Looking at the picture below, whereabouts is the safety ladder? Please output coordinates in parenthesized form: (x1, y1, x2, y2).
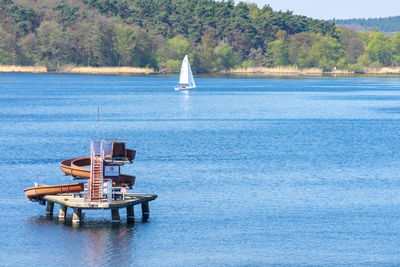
(89, 156, 103, 202)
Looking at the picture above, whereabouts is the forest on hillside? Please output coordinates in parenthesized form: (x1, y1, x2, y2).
(332, 16, 400, 33)
(1, 0, 400, 73)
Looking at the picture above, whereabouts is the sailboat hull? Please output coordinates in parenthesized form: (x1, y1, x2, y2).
(175, 86, 195, 91)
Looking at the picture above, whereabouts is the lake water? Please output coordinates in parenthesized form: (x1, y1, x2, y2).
(1, 73, 400, 266)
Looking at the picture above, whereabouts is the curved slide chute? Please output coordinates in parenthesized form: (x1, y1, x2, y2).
(24, 183, 85, 201)
(24, 148, 136, 200)
(60, 156, 136, 186)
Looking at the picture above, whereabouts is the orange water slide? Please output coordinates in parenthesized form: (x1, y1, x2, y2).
(24, 149, 136, 200)
(60, 157, 92, 178)
(24, 183, 85, 201)
(59, 152, 136, 187)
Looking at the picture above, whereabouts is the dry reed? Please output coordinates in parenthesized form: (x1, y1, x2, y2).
(364, 67, 400, 74)
(2, 65, 400, 76)
(62, 66, 155, 74)
(228, 66, 324, 75)
(0, 65, 47, 73)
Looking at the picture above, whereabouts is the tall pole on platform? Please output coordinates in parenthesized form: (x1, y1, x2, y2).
(97, 106, 100, 139)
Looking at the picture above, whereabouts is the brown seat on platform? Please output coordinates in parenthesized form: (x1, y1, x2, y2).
(126, 149, 136, 161)
(111, 142, 126, 159)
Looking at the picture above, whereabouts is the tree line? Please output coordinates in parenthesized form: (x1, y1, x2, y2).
(0, 0, 400, 73)
(332, 16, 400, 33)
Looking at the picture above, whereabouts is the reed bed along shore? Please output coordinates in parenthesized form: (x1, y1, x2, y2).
(0, 65, 154, 74)
(364, 67, 400, 74)
(228, 66, 322, 75)
(1, 65, 400, 76)
(0, 65, 47, 73)
(227, 66, 353, 75)
(228, 66, 400, 76)
(60, 66, 155, 74)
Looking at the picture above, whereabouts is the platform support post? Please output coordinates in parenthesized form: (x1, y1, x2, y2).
(141, 201, 149, 220)
(72, 208, 82, 224)
(111, 209, 120, 223)
(126, 205, 134, 222)
(46, 201, 54, 215)
(58, 205, 67, 220)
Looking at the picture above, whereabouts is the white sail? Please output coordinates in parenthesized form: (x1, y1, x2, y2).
(176, 55, 195, 90)
(179, 55, 189, 84)
(187, 57, 195, 87)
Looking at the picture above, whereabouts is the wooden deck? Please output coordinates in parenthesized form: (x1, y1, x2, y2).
(42, 193, 157, 223)
(43, 193, 157, 209)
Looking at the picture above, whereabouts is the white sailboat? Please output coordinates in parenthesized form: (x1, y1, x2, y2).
(175, 55, 196, 91)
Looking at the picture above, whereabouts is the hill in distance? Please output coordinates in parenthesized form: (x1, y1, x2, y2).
(331, 16, 400, 33)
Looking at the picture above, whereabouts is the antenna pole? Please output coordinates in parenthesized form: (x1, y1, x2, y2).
(97, 106, 100, 139)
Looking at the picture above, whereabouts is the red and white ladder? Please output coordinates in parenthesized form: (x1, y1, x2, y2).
(89, 155, 103, 202)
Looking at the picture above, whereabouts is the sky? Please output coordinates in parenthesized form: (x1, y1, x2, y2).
(249, 0, 400, 20)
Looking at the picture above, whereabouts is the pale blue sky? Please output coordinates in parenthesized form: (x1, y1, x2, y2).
(248, 0, 400, 19)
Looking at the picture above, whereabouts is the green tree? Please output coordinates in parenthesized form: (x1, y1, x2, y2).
(65, 20, 103, 66)
(269, 30, 289, 66)
(96, 16, 119, 66)
(17, 32, 38, 65)
(0, 0, 39, 37)
(346, 38, 365, 64)
(288, 32, 316, 68)
(165, 59, 181, 72)
(197, 43, 216, 72)
(392, 33, 400, 65)
(357, 53, 371, 67)
(131, 27, 161, 69)
(366, 32, 393, 66)
(310, 35, 343, 71)
(53, 0, 79, 28)
(269, 40, 289, 66)
(214, 43, 233, 69)
(36, 21, 67, 70)
(115, 24, 136, 66)
(0, 25, 16, 64)
(165, 37, 190, 60)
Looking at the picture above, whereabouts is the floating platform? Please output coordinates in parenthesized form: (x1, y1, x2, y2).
(25, 139, 157, 224)
(42, 193, 157, 223)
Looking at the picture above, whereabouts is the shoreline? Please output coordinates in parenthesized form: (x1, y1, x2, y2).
(61, 66, 155, 75)
(1, 65, 400, 77)
(0, 65, 156, 75)
(0, 65, 48, 73)
(225, 66, 400, 76)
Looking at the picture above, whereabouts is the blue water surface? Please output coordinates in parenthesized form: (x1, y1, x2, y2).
(1, 73, 400, 266)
